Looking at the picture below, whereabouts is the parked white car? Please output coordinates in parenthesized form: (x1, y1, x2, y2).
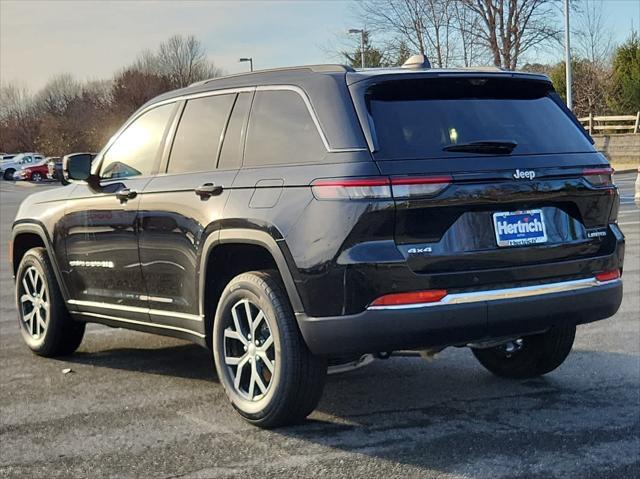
(0, 153, 44, 180)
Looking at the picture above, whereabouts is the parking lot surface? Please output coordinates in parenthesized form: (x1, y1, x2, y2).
(0, 175, 638, 479)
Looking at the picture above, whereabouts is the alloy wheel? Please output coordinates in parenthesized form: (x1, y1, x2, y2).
(223, 299, 275, 401)
(32, 173, 42, 182)
(19, 266, 49, 338)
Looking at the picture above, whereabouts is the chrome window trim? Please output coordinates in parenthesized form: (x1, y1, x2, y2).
(254, 85, 366, 153)
(71, 311, 205, 338)
(367, 277, 620, 310)
(67, 299, 203, 321)
(92, 101, 180, 177)
(93, 84, 366, 173)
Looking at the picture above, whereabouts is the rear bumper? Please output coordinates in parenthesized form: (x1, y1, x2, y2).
(297, 277, 623, 356)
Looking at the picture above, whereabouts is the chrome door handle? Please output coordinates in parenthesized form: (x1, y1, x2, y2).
(116, 188, 137, 202)
(195, 183, 223, 198)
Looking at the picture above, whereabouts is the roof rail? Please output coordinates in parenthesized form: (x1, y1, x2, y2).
(189, 64, 355, 87)
(459, 66, 506, 72)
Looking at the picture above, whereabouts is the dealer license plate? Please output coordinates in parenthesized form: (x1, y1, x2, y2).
(493, 209, 548, 247)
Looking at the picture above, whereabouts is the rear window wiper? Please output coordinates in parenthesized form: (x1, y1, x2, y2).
(443, 140, 517, 154)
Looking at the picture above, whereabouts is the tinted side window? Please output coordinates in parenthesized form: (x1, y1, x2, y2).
(218, 92, 252, 170)
(168, 94, 235, 174)
(244, 90, 325, 167)
(101, 103, 175, 179)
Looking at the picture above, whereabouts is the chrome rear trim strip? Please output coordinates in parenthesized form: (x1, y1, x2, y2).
(67, 299, 203, 321)
(71, 311, 206, 338)
(367, 277, 619, 311)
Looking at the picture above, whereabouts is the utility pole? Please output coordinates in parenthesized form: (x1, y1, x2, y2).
(564, 0, 573, 110)
(360, 30, 365, 69)
(239, 57, 253, 72)
(348, 29, 366, 69)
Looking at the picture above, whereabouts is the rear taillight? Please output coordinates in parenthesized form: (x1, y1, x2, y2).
(390, 175, 452, 199)
(370, 289, 448, 307)
(311, 177, 391, 200)
(595, 270, 620, 282)
(311, 176, 452, 200)
(583, 167, 614, 187)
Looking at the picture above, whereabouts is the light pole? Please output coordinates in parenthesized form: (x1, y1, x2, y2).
(239, 57, 253, 72)
(564, 0, 573, 110)
(348, 28, 365, 69)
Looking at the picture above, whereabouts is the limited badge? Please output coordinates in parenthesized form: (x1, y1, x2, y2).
(586, 228, 608, 239)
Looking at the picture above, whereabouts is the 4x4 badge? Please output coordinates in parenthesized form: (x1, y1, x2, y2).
(513, 169, 535, 180)
(407, 246, 433, 254)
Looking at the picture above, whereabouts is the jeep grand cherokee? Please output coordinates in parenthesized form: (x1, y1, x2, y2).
(11, 64, 624, 428)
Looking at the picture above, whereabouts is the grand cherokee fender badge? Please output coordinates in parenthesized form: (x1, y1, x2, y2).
(513, 169, 535, 180)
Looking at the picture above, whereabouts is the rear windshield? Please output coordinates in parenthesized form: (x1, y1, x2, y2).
(365, 77, 593, 160)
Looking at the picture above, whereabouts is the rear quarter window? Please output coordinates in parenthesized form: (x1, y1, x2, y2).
(366, 77, 594, 160)
(244, 90, 326, 167)
(218, 92, 252, 170)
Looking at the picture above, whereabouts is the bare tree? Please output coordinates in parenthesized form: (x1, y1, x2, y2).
(0, 84, 40, 152)
(83, 79, 114, 110)
(341, 31, 397, 67)
(132, 48, 163, 76)
(451, 0, 486, 66)
(33, 74, 82, 116)
(358, 0, 459, 68)
(157, 35, 223, 88)
(575, 0, 613, 63)
(111, 68, 172, 113)
(549, 58, 610, 116)
(459, 0, 561, 69)
(0, 83, 32, 122)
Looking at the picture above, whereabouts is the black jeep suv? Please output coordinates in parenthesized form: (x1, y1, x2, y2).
(11, 64, 624, 428)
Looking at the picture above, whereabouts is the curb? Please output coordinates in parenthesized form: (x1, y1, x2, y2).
(11, 180, 58, 188)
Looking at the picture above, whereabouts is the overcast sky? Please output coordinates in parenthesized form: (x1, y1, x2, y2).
(1, 0, 638, 92)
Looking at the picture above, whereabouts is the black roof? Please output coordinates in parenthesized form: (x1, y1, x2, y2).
(141, 64, 552, 151)
(147, 64, 366, 150)
(151, 64, 354, 104)
(149, 64, 550, 104)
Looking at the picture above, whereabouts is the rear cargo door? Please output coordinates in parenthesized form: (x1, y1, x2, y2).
(356, 76, 618, 278)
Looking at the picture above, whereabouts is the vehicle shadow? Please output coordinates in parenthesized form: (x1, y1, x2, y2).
(57, 336, 639, 475)
(67, 341, 218, 382)
(275, 348, 640, 477)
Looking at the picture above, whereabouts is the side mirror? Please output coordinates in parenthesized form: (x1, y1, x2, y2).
(63, 154, 93, 182)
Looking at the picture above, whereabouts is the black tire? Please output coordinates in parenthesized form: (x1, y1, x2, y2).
(212, 270, 327, 428)
(4, 168, 15, 180)
(471, 325, 576, 379)
(31, 172, 43, 182)
(15, 247, 85, 357)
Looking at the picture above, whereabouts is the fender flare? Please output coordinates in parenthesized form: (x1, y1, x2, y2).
(198, 228, 304, 317)
(11, 220, 71, 302)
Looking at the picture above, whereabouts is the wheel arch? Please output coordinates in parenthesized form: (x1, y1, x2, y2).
(11, 222, 70, 301)
(198, 228, 304, 348)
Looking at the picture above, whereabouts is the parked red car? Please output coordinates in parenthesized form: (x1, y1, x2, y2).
(13, 161, 50, 182)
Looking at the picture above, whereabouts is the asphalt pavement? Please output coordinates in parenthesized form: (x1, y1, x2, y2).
(0, 175, 638, 479)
